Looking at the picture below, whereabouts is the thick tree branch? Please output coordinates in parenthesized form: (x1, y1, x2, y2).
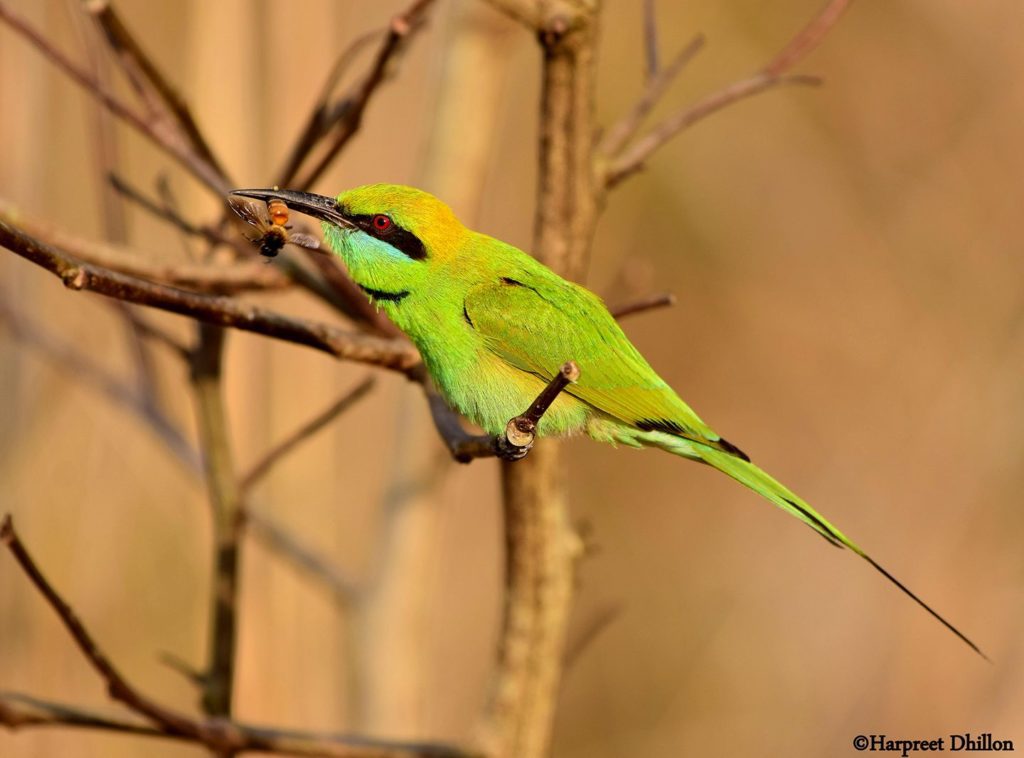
(481, 5, 600, 758)
(0, 218, 421, 374)
(189, 325, 242, 719)
(0, 515, 474, 757)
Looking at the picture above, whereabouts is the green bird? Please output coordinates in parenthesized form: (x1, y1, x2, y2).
(231, 184, 983, 658)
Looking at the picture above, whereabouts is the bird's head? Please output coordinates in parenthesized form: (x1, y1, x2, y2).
(229, 184, 468, 304)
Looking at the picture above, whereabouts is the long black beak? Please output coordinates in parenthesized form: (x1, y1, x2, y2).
(230, 188, 355, 228)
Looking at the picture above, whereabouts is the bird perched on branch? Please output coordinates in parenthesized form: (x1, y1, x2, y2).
(230, 184, 983, 658)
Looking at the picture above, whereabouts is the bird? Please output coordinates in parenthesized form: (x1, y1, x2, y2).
(230, 183, 984, 658)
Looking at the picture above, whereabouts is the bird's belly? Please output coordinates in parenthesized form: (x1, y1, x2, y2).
(425, 349, 589, 437)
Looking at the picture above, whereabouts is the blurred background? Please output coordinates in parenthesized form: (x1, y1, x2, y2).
(1, 1, 1022, 756)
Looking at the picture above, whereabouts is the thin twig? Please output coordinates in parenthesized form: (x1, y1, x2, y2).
(0, 1, 228, 194)
(608, 291, 676, 319)
(642, 0, 659, 82)
(0, 692, 471, 757)
(0, 298, 199, 471)
(120, 310, 190, 358)
(155, 173, 197, 260)
(427, 362, 579, 464)
(240, 376, 376, 495)
(0, 218, 422, 374)
(763, 0, 855, 76)
(108, 174, 243, 254)
(247, 511, 361, 606)
(603, 0, 854, 188)
(85, 0, 230, 182)
(598, 33, 705, 160)
(604, 72, 820, 188)
(274, 27, 384, 187)
(562, 602, 623, 671)
(0, 515, 472, 756)
(300, 250, 401, 336)
(511, 361, 580, 439)
(293, 0, 439, 189)
(0, 693, 160, 737)
(0, 515, 202, 736)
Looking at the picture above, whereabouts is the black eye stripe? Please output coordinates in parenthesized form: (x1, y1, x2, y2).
(348, 214, 427, 260)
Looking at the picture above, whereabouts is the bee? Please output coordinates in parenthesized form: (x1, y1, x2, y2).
(228, 195, 320, 259)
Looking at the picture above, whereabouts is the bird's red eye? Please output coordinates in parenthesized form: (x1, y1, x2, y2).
(372, 214, 392, 232)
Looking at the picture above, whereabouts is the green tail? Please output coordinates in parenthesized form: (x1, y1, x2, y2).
(657, 435, 986, 659)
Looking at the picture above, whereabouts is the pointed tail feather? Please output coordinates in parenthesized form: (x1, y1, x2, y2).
(655, 435, 986, 659)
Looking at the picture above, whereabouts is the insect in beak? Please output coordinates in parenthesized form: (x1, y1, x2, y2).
(230, 189, 356, 230)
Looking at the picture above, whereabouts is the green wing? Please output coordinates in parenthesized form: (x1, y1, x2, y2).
(463, 277, 746, 458)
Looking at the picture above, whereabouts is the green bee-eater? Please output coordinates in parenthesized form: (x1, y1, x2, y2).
(232, 184, 982, 657)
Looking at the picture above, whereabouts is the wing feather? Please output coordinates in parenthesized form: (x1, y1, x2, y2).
(463, 277, 744, 457)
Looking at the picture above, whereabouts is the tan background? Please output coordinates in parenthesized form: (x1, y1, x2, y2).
(1, 1, 1022, 756)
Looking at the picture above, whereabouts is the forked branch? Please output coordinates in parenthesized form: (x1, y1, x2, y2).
(0, 515, 475, 758)
(601, 0, 854, 188)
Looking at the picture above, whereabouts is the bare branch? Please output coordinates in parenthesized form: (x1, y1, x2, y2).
(513, 361, 580, 439)
(247, 511, 361, 606)
(240, 376, 377, 495)
(300, 250, 402, 336)
(274, 27, 384, 187)
(642, 0, 659, 82)
(293, 0, 439, 189)
(189, 325, 242, 718)
(763, 0, 855, 77)
(0, 2, 228, 194)
(154, 174, 198, 260)
(0, 514, 202, 736)
(116, 310, 190, 358)
(428, 362, 579, 464)
(0, 198, 283, 294)
(604, 72, 820, 188)
(108, 174, 244, 254)
(0, 298, 199, 471)
(1, 693, 160, 737)
(562, 602, 623, 671)
(0, 218, 421, 374)
(0, 515, 474, 757)
(608, 291, 676, 320)
(84, 0, 230, 183)
(598, 33, 705, 160)
(480, 7, 600, 757)
(603, 0, 853, 188)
